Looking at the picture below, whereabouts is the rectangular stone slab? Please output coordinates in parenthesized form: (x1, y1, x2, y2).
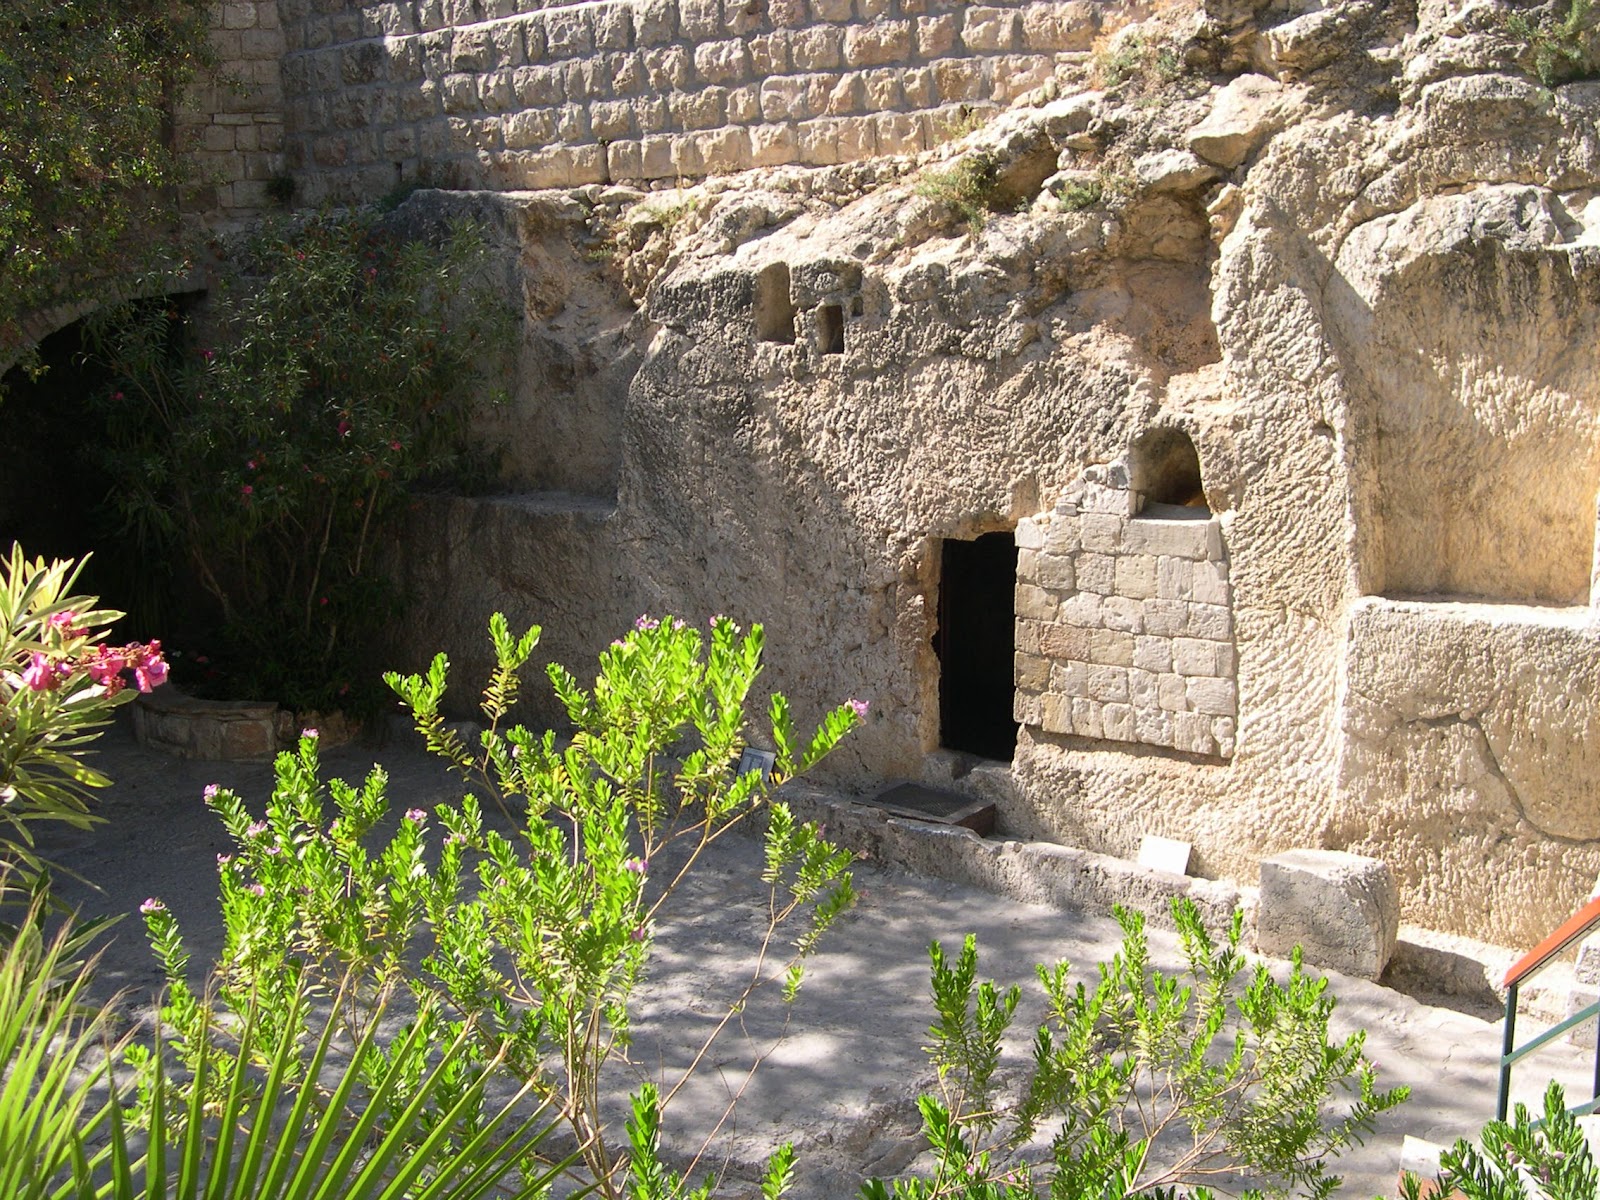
(863, 782, 996, 836)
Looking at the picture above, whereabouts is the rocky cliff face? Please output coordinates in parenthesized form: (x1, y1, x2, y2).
(392, 0, 1600, 947)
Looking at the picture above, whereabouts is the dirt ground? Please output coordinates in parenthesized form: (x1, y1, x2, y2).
(29, 715, 1598, 1200)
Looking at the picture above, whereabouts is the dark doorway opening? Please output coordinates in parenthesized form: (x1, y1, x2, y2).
(937, 531, 1018, 761)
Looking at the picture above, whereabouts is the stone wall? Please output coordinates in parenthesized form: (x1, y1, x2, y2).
(177, 1, 289, 223)
(277, 0, 1110, 203)
(1013, 482, 1237, 759)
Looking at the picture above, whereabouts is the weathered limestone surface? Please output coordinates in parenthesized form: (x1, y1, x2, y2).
(1258, 849, 1399, 980)
(153, 0, 1600, 948)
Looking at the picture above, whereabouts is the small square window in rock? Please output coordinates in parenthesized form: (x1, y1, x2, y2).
(754, 263, 796, 344)
(818, 303, 845, 355)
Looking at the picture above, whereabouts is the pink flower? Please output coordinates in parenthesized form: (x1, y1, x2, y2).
(246, 459, 258, 470)
(634, 614, 658, 631)
(47, 612, 84, 637)
(139, 898, 166, 915)
(389, 440, 402, 451)
(846, 698, 869, 720)
(629, 925, 648, 942)
(337, 419, 351, 437)
(301, 727, 318, 739)
(404, 808, 426, 823)
(216, 854, 231, 866)
(245, 882, 266, 897)
(133, 655, 168, 692)
(199, 348, 214, 362)
(240, 484, 253, 495)
(21, 652, 59, 691)
(203, 784, 220, 800)
(623, 857, 648, 874)
(246, 821, 269, 837)
(87, 652, 126, 686)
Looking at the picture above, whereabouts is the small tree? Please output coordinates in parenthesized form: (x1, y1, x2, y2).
(90, 207, 513, 713)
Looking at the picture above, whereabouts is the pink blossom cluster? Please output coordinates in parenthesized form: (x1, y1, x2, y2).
(19, 639, 169, 695)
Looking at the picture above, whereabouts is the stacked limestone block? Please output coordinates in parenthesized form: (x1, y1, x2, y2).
(1014, 477, 1238, 759)
(176, 1, 288, 220)
(278, 0, 1113, 202)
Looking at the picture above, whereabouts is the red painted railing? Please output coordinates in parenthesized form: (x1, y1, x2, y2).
(1497, 895, 1600, 1121)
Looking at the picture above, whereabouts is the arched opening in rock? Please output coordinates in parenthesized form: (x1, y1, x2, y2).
(818, 303, 845, 355)
(754, 263, 795, 344)
(0, 301, 196, 636)
(936, 530, 1018, 761)
(1129, 427, 1208, 512)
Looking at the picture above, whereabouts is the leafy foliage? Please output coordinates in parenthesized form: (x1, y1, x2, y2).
(864, 899, 1409, 1200)
(915, 154, 1007, 235)
(1506, 0, 1599, 85)
(0, 0, 211, 369)
(143, 613, 862, 1199)
(0, 545, 164, 888)
(3, 905, 569, 1200)
(88, 208, 513, 714)
(1401, 1081, 1599, 1200)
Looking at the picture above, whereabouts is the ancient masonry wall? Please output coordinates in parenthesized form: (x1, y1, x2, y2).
(1014, 478, 1238, 759)
(178, 1, 289, 223)
(276, 0, 1109, 203)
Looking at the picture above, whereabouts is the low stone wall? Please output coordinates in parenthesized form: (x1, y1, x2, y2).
(132, 689, 294, 761)
(278, 0, 1115, 202)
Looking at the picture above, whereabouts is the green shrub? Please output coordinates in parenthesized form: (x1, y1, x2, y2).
(916, 154, 1006, 235)
(1402, 1080, 1598, 1200)
(141, 613, 861, 1199)
(864, 899, 1409, 1200)
(88, 207, 513, 715)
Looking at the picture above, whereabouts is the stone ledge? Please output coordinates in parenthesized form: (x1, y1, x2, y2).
(780, 781, 1254, 938)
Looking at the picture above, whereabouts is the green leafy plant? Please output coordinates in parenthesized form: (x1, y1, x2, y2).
(3, 922, 571, 1200)
(87, 207, 513, 715)
(1058, 178, 1105, 213)
(916, 154, 1006, 235)
(142, 613, 862, 1199)
(0, 891, 113, 1199)
(1, 544, 165, 888)
(0, 0, 212, 372)
(1506, 0, 1599, 85)
(1094, 30, 1187, 90)
(1401, 1080, 1598, 1200)
(864, 898, 1409, 1200)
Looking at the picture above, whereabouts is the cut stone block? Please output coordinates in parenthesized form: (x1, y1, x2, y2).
(1257, 850, 1399, 980)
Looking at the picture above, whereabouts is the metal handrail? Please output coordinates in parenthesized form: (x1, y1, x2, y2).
(1497, 895, 1600, 1120)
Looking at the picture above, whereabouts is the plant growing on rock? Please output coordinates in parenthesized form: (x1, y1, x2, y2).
(916, 153, 1007, 235)
(863, 898, 1408, 1200)
(1506, 0, 1599, 85)
(88, 206, 512, 716)
(141, 612, 860, 1199)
